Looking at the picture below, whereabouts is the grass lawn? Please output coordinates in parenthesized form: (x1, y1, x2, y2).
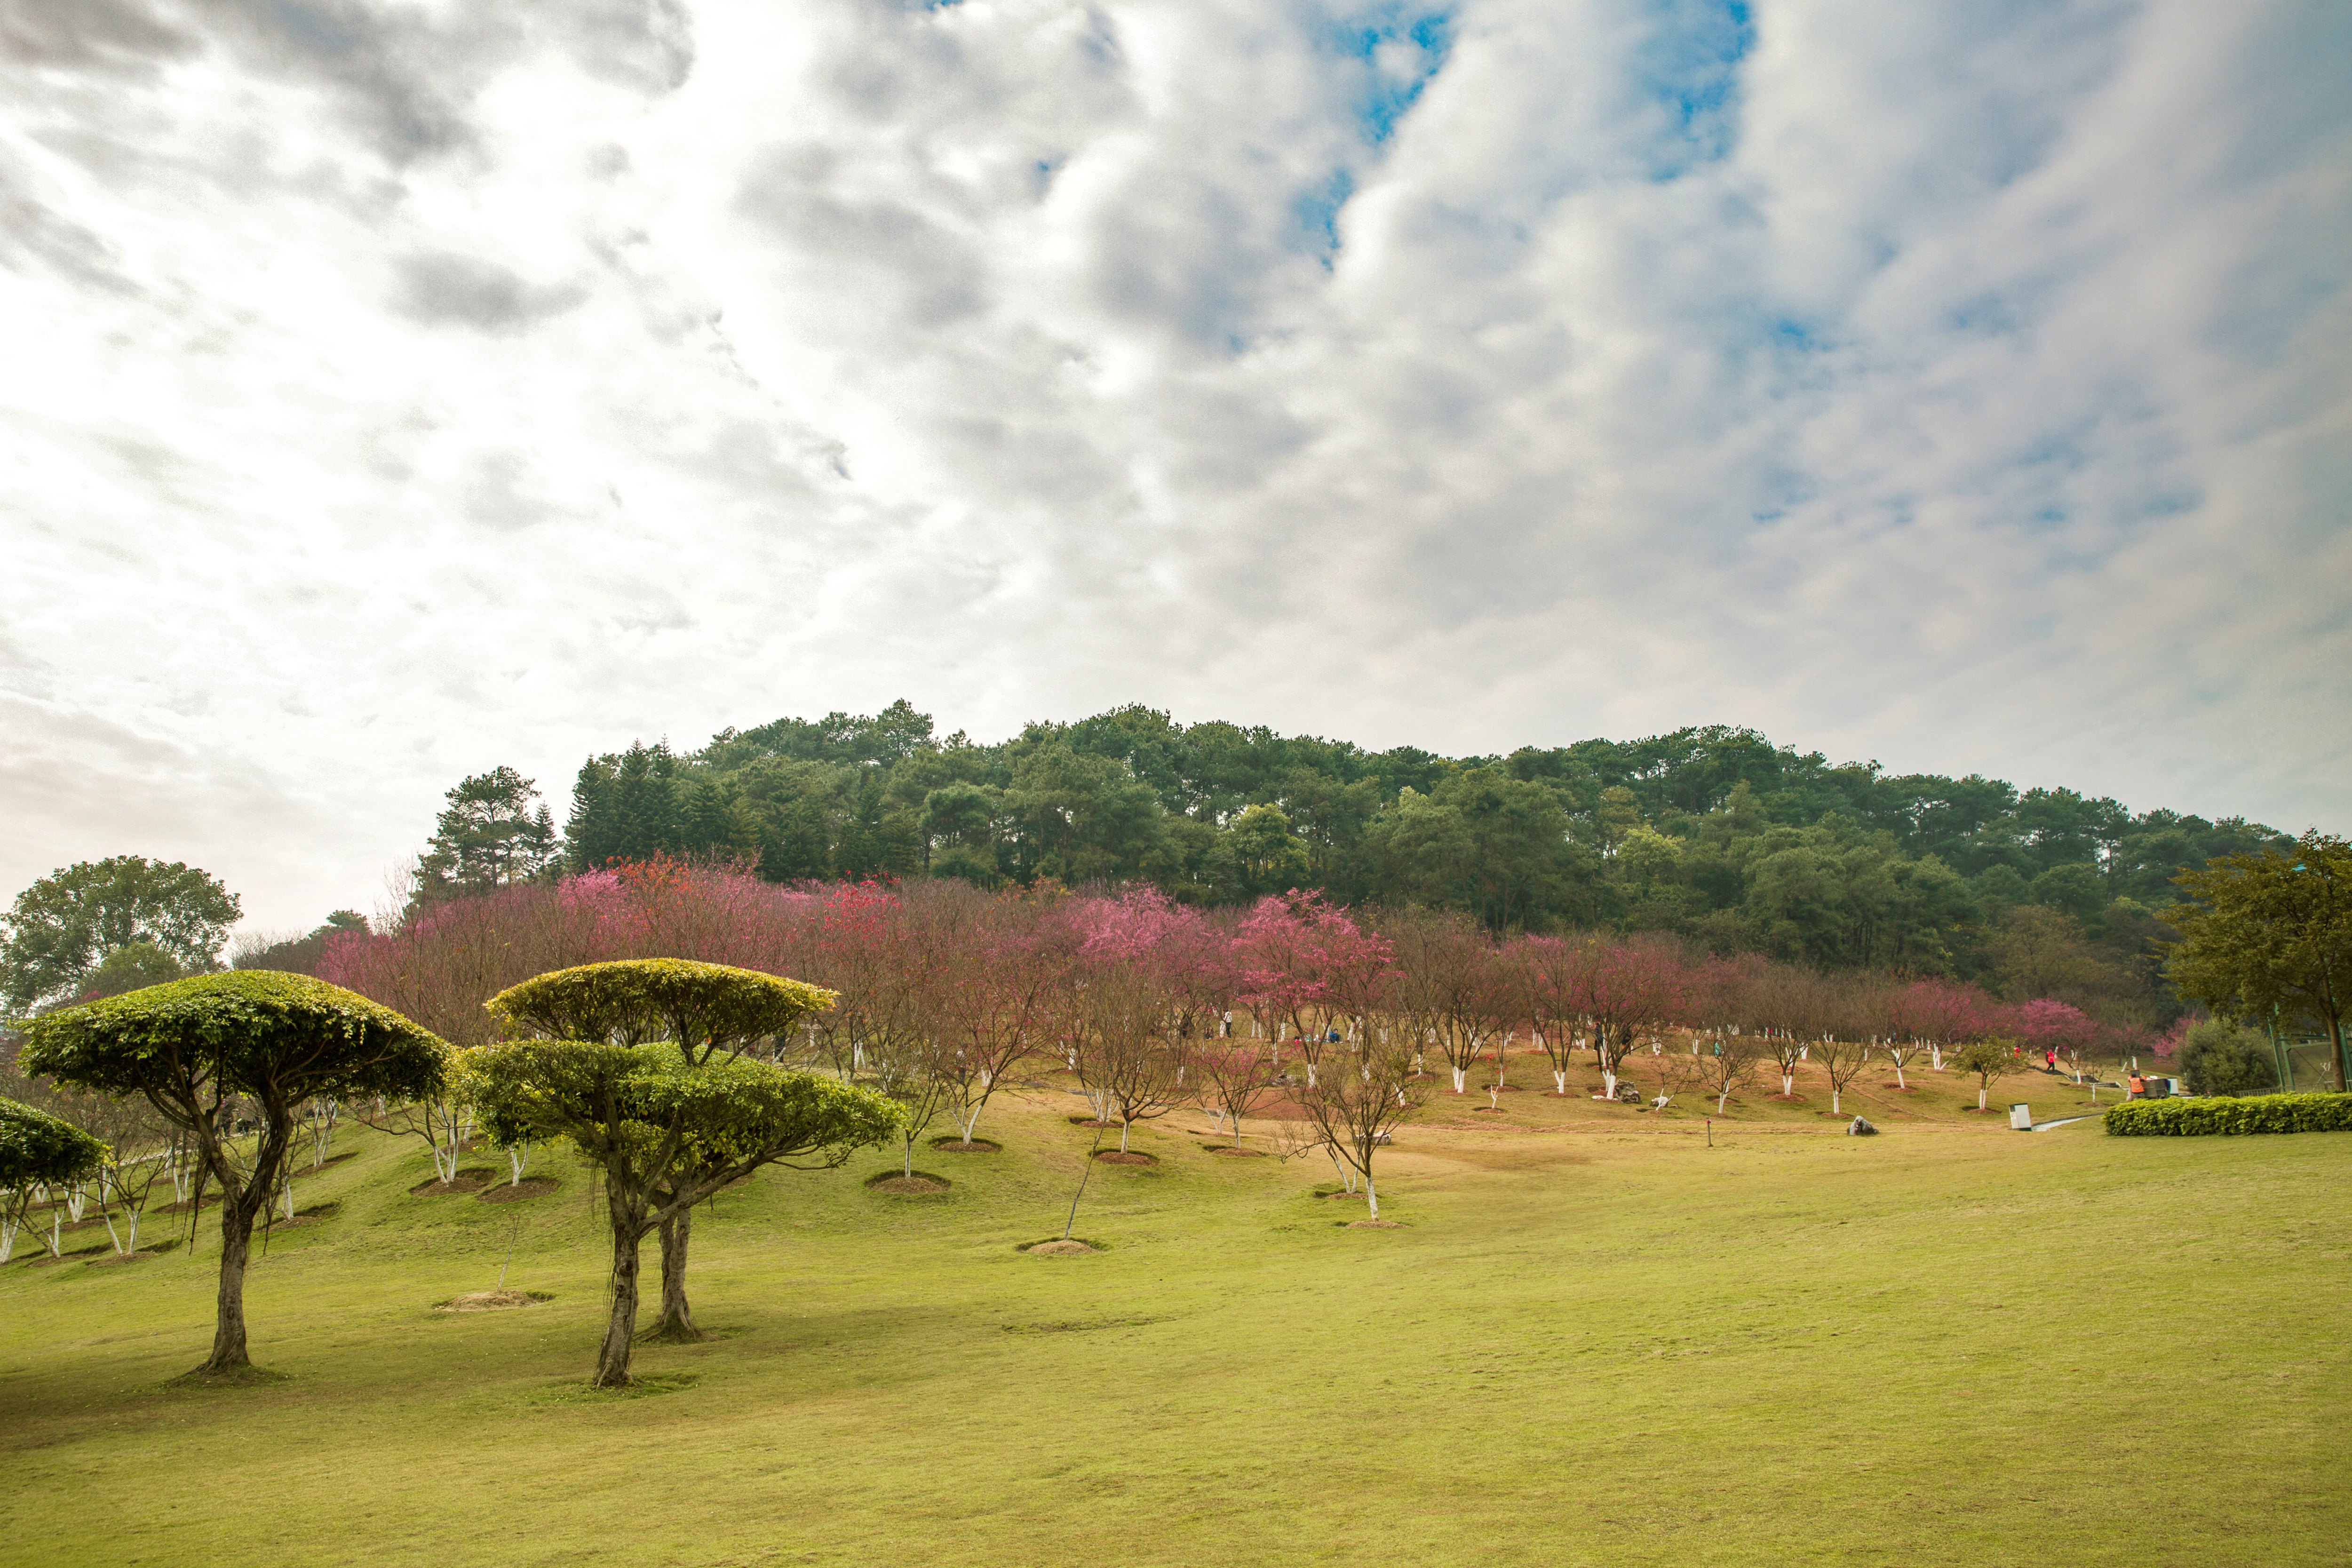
(3, 1059, 2345, 1567)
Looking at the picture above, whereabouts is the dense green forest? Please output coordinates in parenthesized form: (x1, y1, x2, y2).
(498, 701, 2289, 1035)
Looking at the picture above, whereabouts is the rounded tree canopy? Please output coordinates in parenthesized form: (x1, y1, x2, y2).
(485, 959, 837, 1061)
(459, 1039, 900, 1170)
(16, 970, 450, 1106)
(0, 1097, 109, 1189)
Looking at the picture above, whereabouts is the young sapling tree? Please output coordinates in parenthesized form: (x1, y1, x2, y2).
(1954, 1037, 2021, 1111)
(1282, 1041, 1425, 1221)
(1812, 1034, 1869, 1117)
(1694, 1033, 1763, 1114)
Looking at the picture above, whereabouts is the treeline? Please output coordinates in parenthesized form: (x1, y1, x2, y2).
(420, 701, 2290, 1036)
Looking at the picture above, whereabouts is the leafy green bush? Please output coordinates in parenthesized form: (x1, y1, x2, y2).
(2104, 1092, 2352, 1136)
(2177, 1021, 2280, 1097)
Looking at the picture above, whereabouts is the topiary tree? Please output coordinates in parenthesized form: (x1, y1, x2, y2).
(16, 972, 448, 1374)
(485, 959, 836, 1340)
(0, 1097, 108, 1263)
(459, 1040, 898, 1386)
(2177, 1020, 2279, 1097)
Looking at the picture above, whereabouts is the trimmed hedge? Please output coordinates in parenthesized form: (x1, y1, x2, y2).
(2103, 1092, 2352, 1137)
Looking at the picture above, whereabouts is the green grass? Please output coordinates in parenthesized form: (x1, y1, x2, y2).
(3, 1066, 2347, 1567)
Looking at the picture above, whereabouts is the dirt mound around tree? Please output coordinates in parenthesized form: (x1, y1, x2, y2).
(1093, 1150, 1155, 1165)
(1023, 1240, 1099, 1256)
(866, 1171, 951, 1194)
(410, 1168, 497, 1196)
(1204, 1144, 1265, 1156)
(477, 1178, 559, 1203)
(930, 1138, 1001, 1153)
(1345, 1219, 1404, 1229)
(1066, 1116, 1118, 1128)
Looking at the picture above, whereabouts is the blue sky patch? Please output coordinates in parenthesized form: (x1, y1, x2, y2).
(1636, 0, 1755, 178)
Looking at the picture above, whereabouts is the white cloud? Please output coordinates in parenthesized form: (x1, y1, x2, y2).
(0, 0, 2344, 931)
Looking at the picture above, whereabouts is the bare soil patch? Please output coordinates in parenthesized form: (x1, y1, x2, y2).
(1771, 1093, 1807, 1102)
(1066, 1116, 1118, 1128)
(1093, 1150, 1155, 1165)
(1023, 1239, 1099, 1256)
(1880, 1083, 1921, 1092)
(1204, 1144, 1265, 1156)
(930, 1138, 1001, 1153)
(476, 1177, 559, 1204)
(436, 1289, 550, 1313)
(866, 1172, 951, 1195)
(1345, 1219, 1404, 1228)
(1470, 1106, 1508, 1114)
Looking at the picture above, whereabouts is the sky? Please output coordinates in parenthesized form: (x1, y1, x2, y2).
(2, 0, 2347, 938)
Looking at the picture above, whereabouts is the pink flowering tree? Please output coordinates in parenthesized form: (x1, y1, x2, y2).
(2016, 996, 2101, 1081)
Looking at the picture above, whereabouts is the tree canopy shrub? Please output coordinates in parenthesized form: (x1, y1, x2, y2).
(2177, 1021, 2279, 1097)
(17, 972, 448, 1373)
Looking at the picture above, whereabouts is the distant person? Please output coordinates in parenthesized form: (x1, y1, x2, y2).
(2128, 1073, 2146, 1098)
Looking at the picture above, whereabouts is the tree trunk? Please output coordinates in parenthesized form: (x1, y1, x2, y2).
(1365, 1168, 1379, 1221)
(596, 1213, 646, 1388)
(652, 1208, 701, 1342)
(1450, 1067, 1466, 1093)
(203, 1198, 257, 1372)
(2331, 1012, 2348, 1095)
(1832, 1090, 1841, 1115)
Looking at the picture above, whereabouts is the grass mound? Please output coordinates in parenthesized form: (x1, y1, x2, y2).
(436, 1289, 551, 1313)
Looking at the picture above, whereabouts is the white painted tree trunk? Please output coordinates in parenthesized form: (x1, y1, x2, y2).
(1832, 1089, 1842, 1115)
(1978, 1086, 1988, 1109)
(1894, 1061, 1907, 1089)
(1717, 1088, 1731, 1113)
(65, 1184, 87, 1222)
(1554, 1070, 1568, 1094)
(103, 1205, 140, 1255)
(0, 1212, 15, 1263)
(1782, 1070, 1795, 1095)
(507, 1143, 532, 1185)
(1601, 1068, 1618, 1099)
(1365, 1170, 1380, 1221)
(1450, 1067, 1466, 1093)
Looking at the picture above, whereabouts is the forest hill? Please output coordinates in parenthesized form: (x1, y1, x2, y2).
(415, 703, 2285, 1040)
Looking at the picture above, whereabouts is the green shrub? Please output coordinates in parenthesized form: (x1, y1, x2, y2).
(2176, 1021, 2279, 1097)
(2103, 1092, 2352, 1137)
